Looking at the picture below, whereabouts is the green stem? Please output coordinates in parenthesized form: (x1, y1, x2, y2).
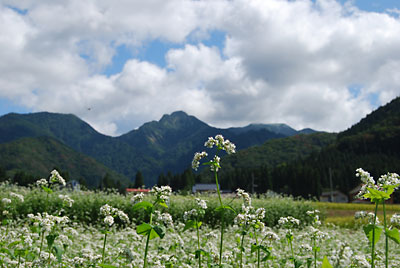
(239, 231, 245, 268)
(102, 231, 107, 264)
(313, 238, 317, 268)
(254, 228, 260, 268)
(219, 214, 224, 267)
(196, 218, 201, 268)
(143, 211, 153, 268)
(39, 231, 45, 257)
(288, 236, 295, 268)
(371, 201, 379, 268)
(383, 200, 388, 268)
(214, 170, 224, 267)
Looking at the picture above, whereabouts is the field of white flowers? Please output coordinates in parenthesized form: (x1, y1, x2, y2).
(1, 176, 400, 268)
(1, 135, 400, 268)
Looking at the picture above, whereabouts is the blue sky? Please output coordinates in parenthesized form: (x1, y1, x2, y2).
(1, 0, 400, 135)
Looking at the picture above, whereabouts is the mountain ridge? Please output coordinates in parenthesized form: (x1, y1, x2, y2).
(0, 110, 315, 186)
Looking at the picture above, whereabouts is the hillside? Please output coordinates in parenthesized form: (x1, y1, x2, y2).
(0, 136, 129, 187)
(216, 96, 400, 199)
(0, 111, 309, 186)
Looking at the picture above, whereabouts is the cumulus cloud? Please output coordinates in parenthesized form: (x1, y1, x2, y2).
(0, 0, 400, 136)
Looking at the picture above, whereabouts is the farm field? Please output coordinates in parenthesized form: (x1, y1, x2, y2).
(1, 180, 400, 267)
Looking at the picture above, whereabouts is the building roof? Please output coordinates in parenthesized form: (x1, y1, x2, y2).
(126, 188, 150, 193)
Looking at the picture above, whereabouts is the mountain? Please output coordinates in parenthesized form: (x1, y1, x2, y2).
(213, 96, 400, 199)
(0, 136, 128, 187)
(0, 110, 311, 186)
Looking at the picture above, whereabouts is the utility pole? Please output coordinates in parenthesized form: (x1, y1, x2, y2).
(251, 172, 258, 194)
(329, 167, 334, 202)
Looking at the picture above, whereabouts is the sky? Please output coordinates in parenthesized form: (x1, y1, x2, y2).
(1, 0, 400, 136)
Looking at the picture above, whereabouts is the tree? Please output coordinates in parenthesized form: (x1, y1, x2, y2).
(134, 171, 144, 188)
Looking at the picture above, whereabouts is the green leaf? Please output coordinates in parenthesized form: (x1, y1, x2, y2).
(41, 186, 53, 194)
(321, 256, 333, 268)
(294, 258, 303, 268)
(386, 228, 400, 244)
(363, 224, 383, 246)
(153, 225, 166, 239)
(133, 201, 153, 212)
(157, 200, 168, 208)
(149, 228, 160, 240)
(52, 245, 63, 263)
(215, 205, 236, 214)
(195, 249, 208, 258)
(98, 264, 118, 268)
(183, 220, 196, 231)
(136, 223, 153, 235)
(46, 233, 58, 249)
(364, 187, 391, 202)
(251, 244, 259, 253)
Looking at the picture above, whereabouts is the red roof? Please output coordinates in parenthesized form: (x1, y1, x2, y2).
(126, 188, 150, 193)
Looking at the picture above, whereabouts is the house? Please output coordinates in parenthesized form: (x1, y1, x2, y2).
(126, 188, 150, 194)
(320, 190, 348, 203)
(192, 183, 219, 193)
(66, 180, 80, 191)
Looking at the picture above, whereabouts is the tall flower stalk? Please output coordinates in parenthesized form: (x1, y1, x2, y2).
(192, 134, 236, 267)
(183, 198, 208, 268)
(99, 204, 130, 264)
(133, 185, 172, 268)
(355, 168, 400, 268)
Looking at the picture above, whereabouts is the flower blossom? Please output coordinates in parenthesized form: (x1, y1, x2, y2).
(191, 151, 208, 171)
(50, 169, 66, 186)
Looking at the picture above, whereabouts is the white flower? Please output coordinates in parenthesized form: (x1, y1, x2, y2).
(204, 135, 236, 154)
(131, 193, 144, 203)
(278, 216, 300, 228)
(104, 215, 114, 226)
(378, 172, 400, 188)
(2, 198, 11, 204)
(192, 151, 208, 171)
(50, 169, 66, 186)
(391, 214, 400, 226)
(59, 194, 74, 207)
(236, 188, 251, 206)
(10, 192, 24, 202)
(210, 155, 221, 172)
(116, 210, 130, 224)
(151, 185, 172, 203)
(195, 198, 207, 210)
(36, 178, 48, 187)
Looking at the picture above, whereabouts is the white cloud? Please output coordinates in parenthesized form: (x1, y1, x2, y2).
(0, 0, 400, 136)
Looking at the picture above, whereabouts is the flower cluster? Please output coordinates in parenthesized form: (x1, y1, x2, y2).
(210, 155, 221, 172)
(36, 178, 48, 187)
(355, 168, 400, 200)
(50, 169, 66, 186)
(192, 134, 236, 172)
(236, 188, 251, 206)
(10, 192, 24, 202)
(154, 211, 174, 227)
(183, 198, 207, 221)
(35, 169, 66, 188)
(278, 216, 300, 228)
(191, 151, 208, 171)
(390, 214, 400, 227)
(204, 134, 236, 154)
(151, 185, 172, 203)
(306, 209, 321, 226)
(2, 198, 11, 205)
(130, 192, 145, 204)
(59, 194, 74, 207)
(99, 204, 130, 226)
(234, 189, 265, 229)
(354, 211, 380, 224)
(28, 212, 69, 233)
(195, 198, 207, 210)
(234, 205, 265, 229)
